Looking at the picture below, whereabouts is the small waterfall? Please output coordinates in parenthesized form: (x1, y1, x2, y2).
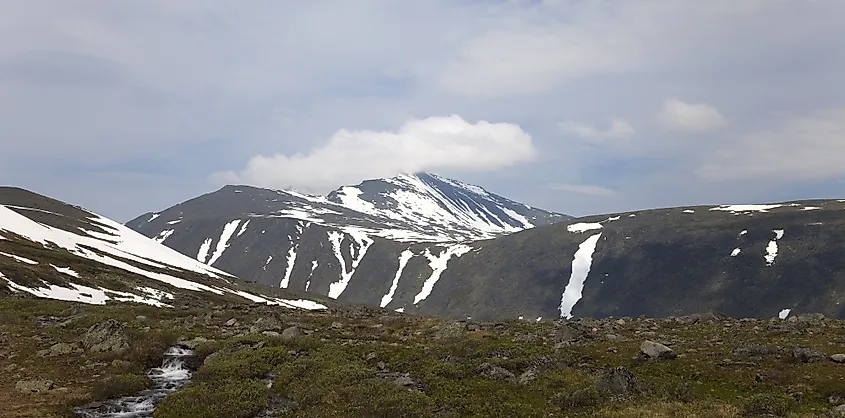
(76, 346, 194, 418)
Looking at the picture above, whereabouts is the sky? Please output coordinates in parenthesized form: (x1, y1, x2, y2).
(1, 0, 844, 221)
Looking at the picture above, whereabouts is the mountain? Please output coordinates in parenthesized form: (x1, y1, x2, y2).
(129, 174, 845, 320)
(0, 187, 331, 310)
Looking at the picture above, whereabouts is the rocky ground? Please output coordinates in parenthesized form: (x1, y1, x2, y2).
(4, 299, 845, 417)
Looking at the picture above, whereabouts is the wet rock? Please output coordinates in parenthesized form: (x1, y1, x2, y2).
(81, 320, 129, 353)
(16, 379, 54, 393)
(595, 366, 637, 398)
(281, 326, 302, 341)
(477, 362, 516, 382)
(640, 340, 676, 360)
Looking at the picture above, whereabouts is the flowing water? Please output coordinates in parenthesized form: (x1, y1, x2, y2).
(75, 346, 194, 417)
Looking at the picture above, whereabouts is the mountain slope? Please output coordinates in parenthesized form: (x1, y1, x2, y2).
(0, 187, 330, 310)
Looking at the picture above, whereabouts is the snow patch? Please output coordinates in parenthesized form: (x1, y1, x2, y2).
(710, 204, 783, 213)
(740, 230, 748, 236)
(196, 238, 213, 263)
(263, 255, 273, 271)
(802, 206, 821, 211)
(280, 245, 298, 288)
(148, 213, 160, 222)
(567, 223, 603, 233)
(395, 307, 405, 313)
(154, 229, 175, 244)
(778, 308, 791, 319)
(682, 210, 695, 214)
(731, 248, 741, 257)
(0, 251, 38, 265)
(765, 230, 784, 266)
(413, 244, 473, 305)
(166, 219, 182, 225)
(51, 265, 80, 278)
(559, 233, 602, 319)
(1, 277, 168, 307)
(326, 230, 374, 299)
(237, 220, 251, 237)
(207, 220, 241, 266)
(380, 249, 414, 308)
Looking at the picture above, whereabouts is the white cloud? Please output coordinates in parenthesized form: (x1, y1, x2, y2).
(559, 119, 634, 143)
(216, 115, 537, 192)
(546, 184, 617, 197)
(698, 108, 845, 181)
(657, 98, 727, 134)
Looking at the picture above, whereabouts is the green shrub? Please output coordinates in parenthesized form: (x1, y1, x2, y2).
(153, 380, 268, 418)
(195, 346, 290, 382)
(742, 393, 796, 416)
(91, 374, 152, 401)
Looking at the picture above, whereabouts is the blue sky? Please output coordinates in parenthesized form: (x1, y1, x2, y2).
(1, 0, 844, 221)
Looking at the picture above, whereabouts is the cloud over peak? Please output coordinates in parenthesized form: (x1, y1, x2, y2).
(216, 115, 537, 193)
(657, 99, 727, 134)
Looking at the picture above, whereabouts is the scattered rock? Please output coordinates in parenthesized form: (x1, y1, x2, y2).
(81, 320, 129, 353)
(110, 359, 132, 369)
(262, 331, 281, 338)
(517, 370, 536, 385)
(477, 362, 516, 382)
(225, 318, 238, 327)
(135, 315, 147, 321)
(331, 321, 344, 329)
(640, 340, 677, 360)
(595, 366, 637, 398)
(793, 347, 827, 363)
(434, 322, 466, 340)
(203, 351, 223, 365)
(554, 323, 576, 343)
(831, 354, 845, 363)
(251, 316, 284, 333)
(733, 344, 779, 357)
(394, 375, 417, 389)
(37, 342, 77, 357)
(15, 379, 54, 393)
(177, 337, 209, 350)
(281, 326, 302, 341)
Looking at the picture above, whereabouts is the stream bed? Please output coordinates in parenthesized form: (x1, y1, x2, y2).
(75, 346, 194, 417)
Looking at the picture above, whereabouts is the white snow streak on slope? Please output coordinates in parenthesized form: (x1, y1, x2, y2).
(803, 206, 821, 211)
(196, 238, 213, 263)
(380, 249, 415, 308)
(710, 204, 783, 213)
(167, 219, 182, 225)
(559, 233, 603, 319)
(237, 220, 251, 237)
(395, 307, 405, 313)
(567, 223, 603, 233)
(281, 244, 298, 289)
(740, 230, 748, 236)
(263, 256, 273, 271)
(154, 229, 175, 243)
(413, 244, 473, 305)
(683, 210, 695, 214)
(335, 187, 378, 215)
(51, 265, 80, 278)
(207, 220, 241, 266)
(500, 207, 534, 229)
(326, 230, 374, 299)
(1, 275, 168, 307)
(0, 251, 38, 264)
(0, 206, 230, 292)
(765, 229, 785, 266)
(605, 216, 621, 222)
(731, 248, 741, 257)
(148, 213, 160, 222)
(224, 290, 326, 310)
(305, 261, 318, 292)
(779, 309, 791, 319)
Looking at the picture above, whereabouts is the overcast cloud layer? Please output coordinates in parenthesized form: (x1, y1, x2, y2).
(1, 0, 843, 220)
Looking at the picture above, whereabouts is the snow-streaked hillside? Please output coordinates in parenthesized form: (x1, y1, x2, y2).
(126, 173, 568, 305)
(0, 188, 328, 310)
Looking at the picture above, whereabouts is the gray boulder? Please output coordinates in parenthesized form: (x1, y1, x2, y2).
(640, 340, 677, 360)
(81, 320, 129, 353)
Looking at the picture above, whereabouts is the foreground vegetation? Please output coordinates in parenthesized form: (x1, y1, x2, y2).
(3, 297, 845, 417)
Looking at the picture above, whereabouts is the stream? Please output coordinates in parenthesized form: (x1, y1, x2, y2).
(75, 346, 194, 418)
